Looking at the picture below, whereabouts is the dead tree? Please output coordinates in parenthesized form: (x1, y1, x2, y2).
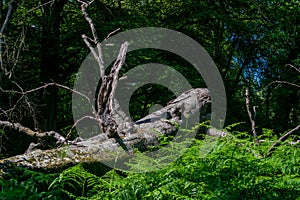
(78, 1, 129, 138)
(0, 1, 217, 174)
(0, 88, 213, 173)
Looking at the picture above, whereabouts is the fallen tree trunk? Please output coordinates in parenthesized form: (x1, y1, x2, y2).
(0, 88, 215, 174)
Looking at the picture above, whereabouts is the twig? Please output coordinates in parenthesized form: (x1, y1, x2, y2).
(26, 0, 55, 14)
(286, 64, 300, 73)
(82, 34, 103, 77)
(105, 28, 120, 40)
(0, 82, 96, 133)
(267, 125, 300, 156)
(0, 82, 92, 105)
(245, 88, 258, 142)
(65, 115, 100, 140)
(256, 5, 272, 24)
(265, 64, 300, 89)
(289, 140, 300, 145)
(10, 27, 26, 73)
(266, 80, 300, 89)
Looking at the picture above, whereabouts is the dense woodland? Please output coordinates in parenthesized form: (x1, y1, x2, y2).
(0, 0, 299, 199)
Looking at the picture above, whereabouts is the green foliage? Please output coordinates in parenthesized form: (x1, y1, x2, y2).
(1, 0, 300, 199)
(0, 167, 59, 199)
(48, 164, 105, 198)
(1, 0, 299, 135)
(0, 178, 40, 200)
(12, 130, 292, 200)
(1, 127, 299, 199)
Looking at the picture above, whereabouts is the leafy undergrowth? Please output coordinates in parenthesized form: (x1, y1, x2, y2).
(1, 130, 299, 200)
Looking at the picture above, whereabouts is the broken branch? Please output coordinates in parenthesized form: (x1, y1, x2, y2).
(0, 120, 66, 145)
(79, 0, 104, 78)
(267, 125, 300, 156)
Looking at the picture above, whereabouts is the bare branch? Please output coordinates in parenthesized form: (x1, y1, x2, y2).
(267, 125, 300, 156)
(77, 0, 130, 138)
(105, 28, 120, 40)
(65, 115, 100, 141)
(0, 82, 96, 131)
(286, 64, 300, 73)
(245, 88, 258, 142)
(267, 80, 300, 89)
(81, 34, 103, 78)
(79, 0, 104, 78)
(1, 82, 92, 104)
(289, 140, 300, 145)
(256, 5, 272, 24)
(0, 120, 66, 145)
(265, 64, 300, 89)
(26, 0, 55, 13)
(0, 0, 15, 33)
(10, 27, 26, 73)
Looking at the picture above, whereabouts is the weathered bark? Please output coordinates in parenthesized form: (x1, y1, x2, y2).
(0, 120, 66, 154)
(97, 42, 128, 138)
(78, 1, 128, 138)
(0, 121, 66, 144)
(0, 88, 215, 174)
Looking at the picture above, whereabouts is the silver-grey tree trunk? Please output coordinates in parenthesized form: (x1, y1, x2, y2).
(0, 88, 218, 174)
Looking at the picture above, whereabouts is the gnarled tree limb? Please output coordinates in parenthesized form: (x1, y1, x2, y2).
(0, 120, 66, 145)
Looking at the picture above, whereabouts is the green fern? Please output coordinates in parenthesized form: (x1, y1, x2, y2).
(48, 164, 106, 198)
(2, 124, 299, 199)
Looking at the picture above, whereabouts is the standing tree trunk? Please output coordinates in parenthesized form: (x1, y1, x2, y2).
(40, 0, 67, 131)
